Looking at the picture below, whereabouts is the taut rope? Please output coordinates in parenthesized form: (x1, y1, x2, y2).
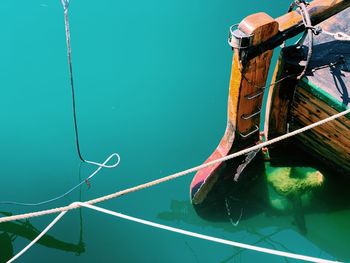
(1, 107, 349, 224)
(7, 202, 340, 263)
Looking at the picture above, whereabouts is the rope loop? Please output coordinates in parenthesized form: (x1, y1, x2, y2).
(0, 0, 122, 208)
(85, 153, 121, 169)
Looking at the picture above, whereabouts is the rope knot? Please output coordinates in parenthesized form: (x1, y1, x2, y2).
(308, 25, 322, 35)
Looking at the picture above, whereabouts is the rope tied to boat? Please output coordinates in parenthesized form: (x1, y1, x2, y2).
(228, 0, 325, 91)
(4, 93, 350, 222)
(2, 97, 349, 263)
(294, 0, 315, 80)
(3, 1, 350, 262)
(8, 110, 350, 219)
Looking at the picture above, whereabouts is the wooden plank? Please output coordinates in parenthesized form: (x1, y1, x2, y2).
(291, 105, 350, 157)
(236, 13, 279, 135)
(263, 52, 283, 138)
(265, 47, 301, 138)
(295, 87, 350, 129)
(276, 0, 350, 32)
(291, 92, 350, 147)
(190, 13, 279, 205)
(293, 127, 350, 170)
(290, 87, 350, 172)
(244, 0, 350, 60)
(293, 130, 350, 171)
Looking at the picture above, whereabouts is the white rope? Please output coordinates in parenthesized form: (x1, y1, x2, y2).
(85, 154, 121, 168)
(321, 29, 350, 41)
(0, 107, 349, 223)
(0, 153, 120, 206)
(7, 211, 68, 263)
(8, 202, 341, 263)
(4, 108, 350, 262)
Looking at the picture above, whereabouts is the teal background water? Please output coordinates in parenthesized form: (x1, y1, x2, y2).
(1, 0, 350, 262)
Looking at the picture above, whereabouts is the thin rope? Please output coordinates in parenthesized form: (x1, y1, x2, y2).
(295, 0, 314, 80)
(1, 107, 349, 223)
(321, 29, 350, 41)
(0, 0, 121, 207)
(62, 0, 85, 162)
(61, 0, 120, 169)
(7, 211, 68, 263)
(0, 153, 120, 206)
(8, 202, 340, 263)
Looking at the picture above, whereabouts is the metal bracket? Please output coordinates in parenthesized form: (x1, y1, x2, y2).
(241, 108, 261, 120)
(245, 88, 265, 100)
(228, 24, 253, 66)
(239, 125, 259, 138)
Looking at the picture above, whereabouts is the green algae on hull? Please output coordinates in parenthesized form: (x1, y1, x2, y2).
(265, 163, 324, 213)
(265, 164, 324, 197)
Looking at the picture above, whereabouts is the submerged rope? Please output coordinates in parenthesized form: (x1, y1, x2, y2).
(62, 0, 90, 163)
(8, 202, 340, 263)
(1, 106, 349, 223)
(61, 0, 84, 162)
(62, 0, 120, 168)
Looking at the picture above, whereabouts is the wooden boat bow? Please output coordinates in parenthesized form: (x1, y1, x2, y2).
(190, 0, 350, 205)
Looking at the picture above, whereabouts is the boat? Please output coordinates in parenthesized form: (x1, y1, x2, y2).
(190, 0, 350, 207)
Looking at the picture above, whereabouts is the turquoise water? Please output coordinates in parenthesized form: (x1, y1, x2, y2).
(1, 0, 350, 262)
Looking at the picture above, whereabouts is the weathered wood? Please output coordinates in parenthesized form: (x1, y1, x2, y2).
(244, 0, 350, 61)
(267, 6, 350, 138)
(190, 13, 279, 205)
(291, 86, 350, 172)
(191, 1, 350, 205)
(265, 53, 292, 137)
(265, 46, 303, 138)
(295, 87, 350, 129)
(276, 0, 350, 32)
(302, 7, 350, 106)
(236, 13, 279, 134)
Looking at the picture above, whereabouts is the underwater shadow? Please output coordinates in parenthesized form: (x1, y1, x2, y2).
(0, 163, 87, 262)
(0, 210, 85, 263)
(157, 141, 350, 261)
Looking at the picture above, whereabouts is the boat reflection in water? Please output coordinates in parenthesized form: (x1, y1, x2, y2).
(0, 209, 85, 263)
(0, 210, 85, 262)
(158, 144, 350, 262)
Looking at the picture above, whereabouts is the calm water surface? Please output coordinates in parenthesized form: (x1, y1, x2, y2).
(1, 0, 349, 262)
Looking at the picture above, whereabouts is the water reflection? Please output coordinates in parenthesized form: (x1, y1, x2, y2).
(0, 209, 85, 263)
(0, 165, 86, 262)
(158, 142, 350, 261)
